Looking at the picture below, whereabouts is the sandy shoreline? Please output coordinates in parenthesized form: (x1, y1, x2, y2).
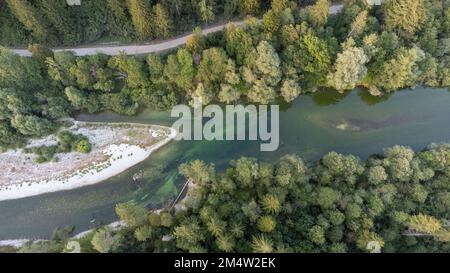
(0, 125, 177, 202)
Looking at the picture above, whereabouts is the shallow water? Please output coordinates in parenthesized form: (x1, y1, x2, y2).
(1, 87, 449, 239)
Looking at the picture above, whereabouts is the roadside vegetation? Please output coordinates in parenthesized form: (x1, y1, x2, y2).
(0, 0, 274, 47)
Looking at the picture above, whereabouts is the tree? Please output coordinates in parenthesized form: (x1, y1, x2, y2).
(46, 51, 76, 86)
(280, 24, 299, 46)
(280, 78, 301, 102)
(240, 0, 261, 15)
(6, 0, 54, 42)
(408, 214, 442, 234)
(383, 145, 415, 182)
(107, 0, 135, 37)
(374, 48, 420, 92)
(152, 4, 173, 39)
(147, 53, 165, 84)
(196, 48, 230, 91)
(251, 234, 273, 253)
(328, 42, 369, 92)
(134, 225, 153, 241)
(91, 228, 119, 253)
(383, 0, 426, 38)
(218, 84, 241, 103)
(164, 49, 195, 92)
(257, 215, 276, 232)
(216, 235, 235, 252)
(316, 187, 341, 209)
(262, 10, 282, 34)
(115, 202, 148, 228)
(275, 154, 308, 186)
(198, 0, 215, 23)
(109, 53, 148, 89)
(285, 31, 333, 84)
(101, 92, 139, 115)
(260, 194, 281, 215)
(367, 166, 388, 185)
(234, 157, 259, 187)
(179, 160, 216, 186)
(64, 86, 100, 113)
(0, 121, 22, 147)
(247, 80, 276, 104)
(37, 0, 80, 44)
(11, 114, 55, 137)
(206, 217, 226, 237)
(225, 23, 254, 65)
(309, 225, 326, 245)
(349, 10, 368, 37)
(126, 0, 153, 39)
(77, 0, 111, 42)
(301, 0, 330, 28)
(186, 27, 206, 54)
(271, 0, 292, 13)
(0, 48, 44, 91)
(173, 218, 205, 252)
(356, 231, 384, 252)
(254, 41, 282, 86)
(74, 138, 91, 153)
(319, 152, 364, 185)
(28, 44, 53, 65)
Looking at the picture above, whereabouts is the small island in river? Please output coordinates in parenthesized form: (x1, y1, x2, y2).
(0, 120, 177, 201)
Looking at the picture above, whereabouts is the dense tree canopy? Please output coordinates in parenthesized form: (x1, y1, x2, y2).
(21, 142, 450, 253)
(0, 0, 449, 148)
(0, 0, 272, 47)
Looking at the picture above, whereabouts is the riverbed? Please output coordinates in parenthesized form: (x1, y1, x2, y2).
(0, 87, 449, 240)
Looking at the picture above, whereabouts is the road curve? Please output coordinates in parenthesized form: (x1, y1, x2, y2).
(10, 4, 344, 57)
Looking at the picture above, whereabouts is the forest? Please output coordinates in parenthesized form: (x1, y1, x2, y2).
(1, 0, 449, 151)
(13, 142, 450, 253)
(0, 0, 276, 46)
(0, 0, 449, 254)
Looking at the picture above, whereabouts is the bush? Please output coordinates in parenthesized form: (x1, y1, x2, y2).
(28, 130, 91, 163)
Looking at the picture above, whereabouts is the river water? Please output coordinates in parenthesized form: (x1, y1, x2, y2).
(0, 87, 449, 239)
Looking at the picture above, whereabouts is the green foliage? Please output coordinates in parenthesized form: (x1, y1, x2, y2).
(27, 130, 91, 163)
(126, 0, 154, 39)
(91, 228, 119, 253)
(104, 142, 450, 253)
(300, 0, 330, 28)
(257, 215, 277, 232)
(309, 225, 326, 245)
(408, 214, 442, 234)
(327, 40, 369, 92)
(383, 0, 426, 38)
(18, 141, 450, 253)
(179, 160, 216, 187)
(115, 202, 148, 228)
(0, 1, 449, 147)
(6, 0, 55, 43)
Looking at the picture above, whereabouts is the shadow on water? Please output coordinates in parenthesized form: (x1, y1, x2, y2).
(357, 89, 392, 106)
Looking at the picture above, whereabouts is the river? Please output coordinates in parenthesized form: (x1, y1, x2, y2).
(0, 87, 449, 239)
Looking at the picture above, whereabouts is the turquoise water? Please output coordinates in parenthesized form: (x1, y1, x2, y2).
(0, 87, 449, 239)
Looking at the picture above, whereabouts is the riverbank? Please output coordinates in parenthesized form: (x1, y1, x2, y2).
(0, 178, 194, 250)
(0, 121, 177, 202)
